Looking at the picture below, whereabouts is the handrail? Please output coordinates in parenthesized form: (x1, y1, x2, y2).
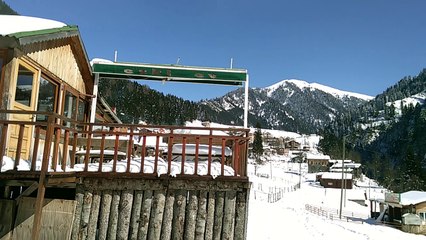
(0, 110, 249, 179)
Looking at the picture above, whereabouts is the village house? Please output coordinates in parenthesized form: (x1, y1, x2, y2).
(379, 191, 426, 235)
(318, 172, 353, 189)
(305, 153, 330, 173)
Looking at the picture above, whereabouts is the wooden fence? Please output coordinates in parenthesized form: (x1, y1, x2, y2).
(0, 110, 249, 178)
(304, 204, 367, 223)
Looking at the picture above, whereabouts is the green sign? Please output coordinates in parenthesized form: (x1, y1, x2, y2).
(93, 62, 247, 86)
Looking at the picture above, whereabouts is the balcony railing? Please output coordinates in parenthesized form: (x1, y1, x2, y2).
(0, 110, 249, 179)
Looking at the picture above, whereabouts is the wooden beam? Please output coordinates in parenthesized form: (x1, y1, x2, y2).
(15, 181, 38, 203)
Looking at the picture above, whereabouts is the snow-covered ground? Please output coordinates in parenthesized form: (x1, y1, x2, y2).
(246, 160, 426, 240)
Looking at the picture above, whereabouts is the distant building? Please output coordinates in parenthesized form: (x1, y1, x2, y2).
(375, 191, 426, 235)
(329, 160, 362, 178)
(319, 172, 353, 189)
(305, 153, 330, 173)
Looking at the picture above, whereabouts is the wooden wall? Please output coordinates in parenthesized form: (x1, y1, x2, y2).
(0, 198, 76, 240)
(71, 178, 251, 240)
(22, 41, 87, 94)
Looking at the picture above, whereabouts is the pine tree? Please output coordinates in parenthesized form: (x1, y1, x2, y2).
(252, 122, 264, 164)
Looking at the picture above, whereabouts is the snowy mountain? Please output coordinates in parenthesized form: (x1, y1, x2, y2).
(201, 79, 373, 133)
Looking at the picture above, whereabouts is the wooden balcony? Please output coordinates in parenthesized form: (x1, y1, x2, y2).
(0, 110, 249, 180)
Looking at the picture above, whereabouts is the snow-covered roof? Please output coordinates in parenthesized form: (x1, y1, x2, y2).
(305, 153, 330, 160)
(321, 172, 352, 180)
(400, 191, 426, 206)
(0, 15, 66, 36)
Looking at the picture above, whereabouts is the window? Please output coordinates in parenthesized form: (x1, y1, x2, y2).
(15, 65, 34, 106)
(420, 212, 426, 221)
(63, 91, 77, 120)
(62, 89, 88, 125)
(36, 76, 58, 121)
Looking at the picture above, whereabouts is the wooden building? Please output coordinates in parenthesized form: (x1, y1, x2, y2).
(381, 191, 426, 235)
(305, 153, 330, 173)
(319, 172, 353, 189)
(0, 15, 251, 240)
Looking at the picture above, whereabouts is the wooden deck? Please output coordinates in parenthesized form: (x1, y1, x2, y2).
(0, 110, 251, 240)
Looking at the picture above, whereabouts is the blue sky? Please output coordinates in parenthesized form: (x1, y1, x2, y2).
(7, 0, 426, 101)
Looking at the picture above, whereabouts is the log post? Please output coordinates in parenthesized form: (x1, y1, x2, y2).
(172, 189, 187, 239)
(117, 190, 134, 240)
(148, 189, 166, 240)
(213, 192, 225, 240)
(98, 190, 113, 240)
(130, 190, 144, 240)
(138, 190, 153, 240)
(222, 191, 236, 240)
(234, 191, 248, 240)
(204, 191, 216, 240)
(184, 190, 198, 240)
(80, 191, 93, 239)
(195, 191, 208, 240)
(70, 188, 84, 240)
(87, 191, 101, 240)
(160, 190, 175, 240)
(107, 190, 121, 240)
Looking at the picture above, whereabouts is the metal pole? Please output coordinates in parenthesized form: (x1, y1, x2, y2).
(339, 136, 345, 219)
(89, 73, 99, 123)
(243, 74, 249, 128)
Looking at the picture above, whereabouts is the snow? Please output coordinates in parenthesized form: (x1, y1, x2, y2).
(266, 79, 374, 101)
(0, 15, 66, 35)
(1, 155, 235, 178)
(247, 159, 426, 240)
(400, 191, 426, 206)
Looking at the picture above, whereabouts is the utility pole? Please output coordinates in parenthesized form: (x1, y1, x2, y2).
(339, 136, 346, 219)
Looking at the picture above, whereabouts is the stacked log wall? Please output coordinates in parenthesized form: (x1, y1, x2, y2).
(71, 177, 250, 240)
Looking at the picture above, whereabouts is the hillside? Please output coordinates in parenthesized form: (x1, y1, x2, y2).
(319, 68, 426, 192)
(202, 79, 372, 133)
(0, 1, 18, 15)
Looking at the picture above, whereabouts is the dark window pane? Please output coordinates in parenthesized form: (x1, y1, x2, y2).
(77, 99, 86, 121)
(15, 65, 34, 106)
(36, 77, 57, 121)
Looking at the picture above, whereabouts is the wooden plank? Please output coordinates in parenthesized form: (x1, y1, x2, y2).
(195, 191, 208, 240)
(129, 190, 143, 240)
(160, 190, 175, 240)
(107, 190, 121, 240)
(222, 191, 236, 240)
(87, 191, 101, 240)
(185, 190, 199, 240)
(14, 197, 76, 240)
(0, 199, 15, 240)
(79, 191, 93, 239)
(117, 189, 134, 240)
(213, 192, 225, 240)
(147, 189, 166, 240)
(98, 190, 113, 240)
(234, 191, 248, 240)
(171, 189, 187, 239)
(138, 190, 153, 240)
(204, 191, 216, 240)
(70, 188, 84, 240)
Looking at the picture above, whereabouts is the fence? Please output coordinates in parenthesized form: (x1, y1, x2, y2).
(251, 182, 300, 203)
(0, 110, 250, 178)
(305, 204, 368, 223)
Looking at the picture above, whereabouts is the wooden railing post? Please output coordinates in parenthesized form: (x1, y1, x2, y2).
(0, 124, 8, 172)
(31, 114, 55, 240)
